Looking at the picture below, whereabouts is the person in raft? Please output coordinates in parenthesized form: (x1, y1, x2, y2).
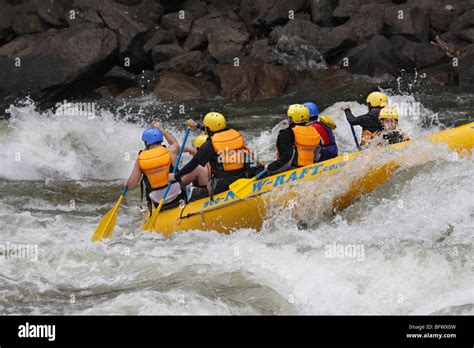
(373, 107, 410, 145)
(123, 127, 208, 212)
(341, 91, 389, 146)
(169, 112, 254, 197)
(265, 104, 321, 174)
(303, 102, 338, 162)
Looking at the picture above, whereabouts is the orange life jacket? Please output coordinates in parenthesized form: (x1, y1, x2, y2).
(211, 128, 246, 172)
(292, 125, 321, 167)
(137, 146, 171, 189)
(360, 130, 380, 146)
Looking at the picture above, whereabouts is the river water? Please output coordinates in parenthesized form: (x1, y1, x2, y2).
(0, 85, 473, 315)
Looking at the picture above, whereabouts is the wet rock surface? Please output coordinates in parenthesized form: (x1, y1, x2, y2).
(0, 0, 473, 104)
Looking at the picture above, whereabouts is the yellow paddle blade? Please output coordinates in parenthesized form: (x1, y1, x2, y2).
(229, 177, 256, 200)
(142, 199, 164, 231)
(91, 195, 124, 242)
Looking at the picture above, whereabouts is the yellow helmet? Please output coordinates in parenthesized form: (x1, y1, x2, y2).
(366, 91, 389, 107)
(203, 112, 226, 132)
(379, 107, 399, 120)
(287, 104, 310, 124)
(193, 133, 208, 148)
(320, 116, 337, 130)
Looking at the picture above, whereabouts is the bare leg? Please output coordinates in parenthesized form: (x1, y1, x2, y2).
(180, 165, 209, 187)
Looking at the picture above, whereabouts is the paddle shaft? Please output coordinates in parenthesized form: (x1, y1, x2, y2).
(254, 168, 268, 179)
(161, 127, 191, 201)
(349, 123, 362, 151)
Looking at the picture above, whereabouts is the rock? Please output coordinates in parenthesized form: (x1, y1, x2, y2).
(333, 0, 391, 18)
(269, 19, 356, 62)
(420, 63, 458, 86)
(0, 1, 15, 40)
(74, 0, 149, 53)
(458, 10, 474, 29)
(345, 3, 385, 42)
(454, 28, 474, 43)
(0, 24, 118, 100)
(337, 35, 416, 77)
(310, 0, 336, 26)
(439, 31, 470, 55)
(155, 51, 207, 75)
(116, 86, 144, 99)
(184, 12, 249, 63)
(152, 44, 186, 64)
(459, 46, 474, 86)
(207, 15, 249, 63)
(429, 5, 464, 32)
(153, 72, 218, 101)
(216, 62, 290, 101)
(105, 66, 140, 89)
(161, 11, 194, 37)
(12, 14, 48, 35)
(240, 0, 308, 30)
(390, 36, 449, 69)
(248, 39, 278, 63)
(33, 0, 71, 27)
(142, 30, 177, 52)
(384, 5, 430, 42)
(66, 9, 104, 27)
(183, 16, 208, 50)
(182, 0, 208, 18)
(273, 35, 325, 70)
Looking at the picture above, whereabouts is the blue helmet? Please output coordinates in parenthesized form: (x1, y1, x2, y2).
(142, 128, 163, 145)
(303, 102, 319, 118)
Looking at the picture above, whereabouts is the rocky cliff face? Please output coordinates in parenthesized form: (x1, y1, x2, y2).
(0, 0, 473, 105)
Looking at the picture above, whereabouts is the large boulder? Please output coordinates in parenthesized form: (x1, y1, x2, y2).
(383, 5, 430, 42)
(390, 36, 449, 69)
(0, 1, 14, 40)
(33, 0, 71, 27)
(420, 63, 458, 86)
(161, 11, 194, 37)
(155, 50, 208, 75)
(12, 14, 48, 35)
(215, 62, 290, 101)
(184, 11, 249, 63)
(310, 0, 336, 26)
(333, 0, 391, 18)
(428, 4, 465, 32)
(337, 35, 416, 77)
(182, 0, 209, 18)
(142, 29, 177, 52)
(151, 43, 186, 64)
(153, 72, 218, 101)
(459, 46, 474, 87)
(0, 24, 118, 99)
(73, 0, 160, 53)
(269, 19, 356, 62)
(240, 0, 308, 34)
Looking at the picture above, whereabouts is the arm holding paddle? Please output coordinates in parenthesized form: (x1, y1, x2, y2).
(341, 103, 362, 151)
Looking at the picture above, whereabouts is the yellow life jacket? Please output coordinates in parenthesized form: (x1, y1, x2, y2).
(211, 128, 245, 172)
(137, 146, 171, 189)
(292, 125, 321, 167)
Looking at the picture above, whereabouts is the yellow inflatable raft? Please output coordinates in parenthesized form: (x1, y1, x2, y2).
(142, 122, 474, 236)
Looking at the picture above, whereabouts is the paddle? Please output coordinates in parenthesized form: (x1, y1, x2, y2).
(349, 123, 362, 151)
(229, 168, 268, 200)
(91, 187, 128, 242)
(142, 127, 191, 230)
